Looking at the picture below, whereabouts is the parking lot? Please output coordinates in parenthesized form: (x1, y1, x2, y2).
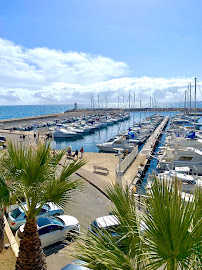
(44, 179, 111, 270)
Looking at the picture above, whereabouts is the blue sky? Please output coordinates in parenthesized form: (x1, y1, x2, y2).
(0, 0, 201, 105)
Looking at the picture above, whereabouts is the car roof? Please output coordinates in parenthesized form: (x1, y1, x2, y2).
(61, 260, 90, 270)
(95, 215, 120, 228)
(16, 202, 54, 212)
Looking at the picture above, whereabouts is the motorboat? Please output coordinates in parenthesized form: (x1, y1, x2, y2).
(147, 167, 202, 193)
(53, 128, 77, 138)
(157, 146, 202, 175)
(96, 137, 135, 153)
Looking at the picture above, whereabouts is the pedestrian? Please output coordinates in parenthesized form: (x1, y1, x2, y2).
(67, 147, 72, 158)
(80, 147, 84, 158)
(73, 149, 78, 159)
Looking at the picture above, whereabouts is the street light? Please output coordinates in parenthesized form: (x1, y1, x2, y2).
(114, 148, 124, 187)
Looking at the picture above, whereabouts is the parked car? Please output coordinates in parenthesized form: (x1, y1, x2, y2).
(88, 215, 146, 238)
(61, 260, 90, 270)
(8, 202, 64, 230)
(17, 215, 80, 248)
(88, 215, 120, 239)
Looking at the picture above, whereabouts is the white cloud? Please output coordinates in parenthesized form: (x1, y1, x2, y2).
(0, 37, 200, 105)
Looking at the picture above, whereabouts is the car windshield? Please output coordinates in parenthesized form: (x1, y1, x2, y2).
(11, 208, 22, 219)
(37, 216, 64, 228)
(91, 220, 119, 234)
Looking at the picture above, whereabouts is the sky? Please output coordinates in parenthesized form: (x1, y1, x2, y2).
(0, 0, 201, 106)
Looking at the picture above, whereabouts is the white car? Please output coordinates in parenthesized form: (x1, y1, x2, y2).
(88, 215, 146, 238)
(8, 202, 64, 230)
(17, 215, 80, 248)
(88, 215, 120, 239)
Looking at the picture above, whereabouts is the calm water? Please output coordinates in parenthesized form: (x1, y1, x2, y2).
(0, 101, 201, 120)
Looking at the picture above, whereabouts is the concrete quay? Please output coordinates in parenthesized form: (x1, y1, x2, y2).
(122, 116, 170, 189)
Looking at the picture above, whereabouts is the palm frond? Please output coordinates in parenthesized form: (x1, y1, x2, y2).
(0, 177, 10, 206)
(75, 229, 140, 270)
(144, 176, 202, 270)
(58, 158, 86, 183)
(0, 141, 85, 218)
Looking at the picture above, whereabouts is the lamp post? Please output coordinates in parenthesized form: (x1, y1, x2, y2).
(114, 148, 124, 187)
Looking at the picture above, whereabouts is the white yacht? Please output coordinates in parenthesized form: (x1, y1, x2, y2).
(53, 128, 77, 138)
(96, 137, 135, 153)
(147, 167, 202, 193)
(157, 146, 202, 175)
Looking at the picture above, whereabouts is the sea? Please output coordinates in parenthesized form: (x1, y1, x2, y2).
(0, 101, 201, 120)
(0, 103, 201, 153)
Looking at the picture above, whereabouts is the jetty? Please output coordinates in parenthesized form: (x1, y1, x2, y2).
(121, 116, 170, 189)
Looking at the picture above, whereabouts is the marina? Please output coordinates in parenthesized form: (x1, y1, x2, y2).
(1, 107, 202, 270)
(1, 108, 201, 191)
(1, 2, 202, 269)
(0, 105, 202, 199)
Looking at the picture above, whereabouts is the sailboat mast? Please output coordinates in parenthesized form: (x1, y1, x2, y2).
(128, 94, 130, 110)
(194, 78, 197, 131)
(184, 90, 187, 115)
(134, 93, 135, 108)
(140, 99, 142, 124)
(190, 83, 192, 113)
(133, 93, 135, 126)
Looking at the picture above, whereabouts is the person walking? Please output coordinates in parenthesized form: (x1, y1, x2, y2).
(73, 149, 79, 159)
(80, 147, 84, 158)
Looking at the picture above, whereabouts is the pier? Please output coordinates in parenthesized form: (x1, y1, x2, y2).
(121, 116, 170, 189)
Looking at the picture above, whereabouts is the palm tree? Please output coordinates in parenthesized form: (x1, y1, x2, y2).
(0, 141, 85, 270)
(0, 209, 5, 252)
(75, 179, 201, 269)
(0, 176, 10, 252)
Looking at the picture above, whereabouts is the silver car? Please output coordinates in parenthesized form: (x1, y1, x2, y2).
(17, 215, 80, 248)
(88, 215, 120, 239)
(8, 202, 64, 230)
